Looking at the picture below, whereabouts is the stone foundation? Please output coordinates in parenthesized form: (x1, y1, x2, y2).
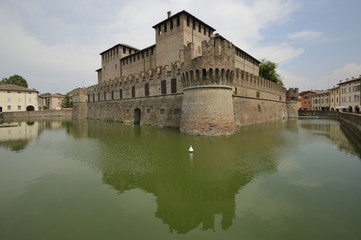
(180, 85, 235, 135)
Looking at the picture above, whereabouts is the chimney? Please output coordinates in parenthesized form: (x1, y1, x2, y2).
(167, 11, 172, 18)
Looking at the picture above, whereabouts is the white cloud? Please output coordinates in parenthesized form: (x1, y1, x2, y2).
(278, 62, 361, 91)
(251, 44, 304, 64)
(288, 30, 325, 42)
(325, 63, 361, 87)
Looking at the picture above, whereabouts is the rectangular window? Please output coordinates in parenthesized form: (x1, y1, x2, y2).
(171, 78, 177, 93)
(161, 80, 167, 95)
(160, 109, 165, 115)
(177, 16, 180, 26)
(193, 19, 196, 30)
(132, 86, 135, 98)
(7, 105, 11, 110)
(119, 89, 123, 99)
(145, 83, 149, 96)
(98, 93, 100, 101)
(111, 90, 114, 100)
(18, 105, 21, 110)
(104, 92, 106, 101)
(170, 19, 173, 30)
(7, 97, 11, 103)
(187, 16, 190, 27)
(164, 22, 167, 32)
(174, 109, 181, 115)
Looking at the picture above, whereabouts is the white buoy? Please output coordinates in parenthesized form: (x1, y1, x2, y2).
(189, 145, 194, 153)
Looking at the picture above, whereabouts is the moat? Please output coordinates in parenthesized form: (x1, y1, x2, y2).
(1, 118, 361, 239)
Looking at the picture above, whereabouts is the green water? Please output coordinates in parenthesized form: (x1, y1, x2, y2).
(1, 119, 361, 240)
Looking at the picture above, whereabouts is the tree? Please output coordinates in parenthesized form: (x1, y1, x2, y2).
(259, 59, 283, 86)
(61, 94, 73, 108)
(0, 74, 28, 87)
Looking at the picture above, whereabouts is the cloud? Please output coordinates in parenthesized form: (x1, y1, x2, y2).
(288, 30, 326, 42)
(279, 62, 361, 91)
(0, 8, 98, 93)
(251, 44, 304, 64)
(326, 63, 361, 87)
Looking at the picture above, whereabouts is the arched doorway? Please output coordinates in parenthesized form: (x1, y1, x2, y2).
(134, 108, 141, 124)
(355, 106, 360, 113)
(348, 106, 353, 112)
(26, 105, 35, 111)
(0, 106, 2, 112)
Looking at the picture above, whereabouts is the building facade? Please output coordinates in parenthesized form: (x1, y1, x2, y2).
(299, 91, 316, 110)
(338, 76, 361, 112)
(329, 86, 340, 111)
(0, 84, 39, 113)
(39, 93, 65, 110)
(312, 90, 330, 111)
(82, 10, 298, 135)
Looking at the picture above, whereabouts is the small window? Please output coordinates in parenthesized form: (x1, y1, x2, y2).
(146, 108, 151, 114)
(145, 83, 149, 96)
(119, 89, 123, 99)
(132, 86, 135, 98)
(7, 105, 11, 110)
(126, 109, 130, 114)
(111, 90, 114, 100)
(104, 92, 106, 100)
(18, 105, 21, 110)
(170, 19, 173, 30)
(161, 80, 167, 95)
(256, 91, 260, 98)
(160, 109, 165, 115)
(171, 78, 177, 93)
(177, 16, 180, 26)
(164, 22, 167, 32)
(174, 109, 181, 115)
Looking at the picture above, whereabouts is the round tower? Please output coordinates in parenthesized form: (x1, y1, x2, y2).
(180, 37, 236, 135)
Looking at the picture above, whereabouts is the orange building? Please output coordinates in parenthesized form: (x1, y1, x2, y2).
(299, 91, 316, 110)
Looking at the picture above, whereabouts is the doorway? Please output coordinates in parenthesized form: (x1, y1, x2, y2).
(134, 108, 141, 124)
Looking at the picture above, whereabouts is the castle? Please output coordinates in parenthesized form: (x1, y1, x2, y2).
(74, 10, 298, 135)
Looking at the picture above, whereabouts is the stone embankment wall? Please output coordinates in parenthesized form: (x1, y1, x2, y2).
(298, 110, 339, 117)
(0, 109, 72, 121)
(339, 112, 361, 140)
(87, 94, 183, 127)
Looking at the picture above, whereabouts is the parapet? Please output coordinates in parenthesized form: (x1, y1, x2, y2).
(180, 36, 235, 88)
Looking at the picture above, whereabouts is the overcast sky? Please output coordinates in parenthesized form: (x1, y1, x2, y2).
(1, 0, 360, 93)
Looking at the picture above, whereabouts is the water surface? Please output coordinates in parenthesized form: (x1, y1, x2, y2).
(1, 119, 361, 239)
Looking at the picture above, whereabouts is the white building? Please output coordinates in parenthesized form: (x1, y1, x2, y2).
(0, 84, 39, 112)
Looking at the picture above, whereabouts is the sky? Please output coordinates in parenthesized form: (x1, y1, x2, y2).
(0, 0, 360, 94)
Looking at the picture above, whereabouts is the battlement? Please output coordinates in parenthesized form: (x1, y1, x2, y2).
(180, 37, 235, 88)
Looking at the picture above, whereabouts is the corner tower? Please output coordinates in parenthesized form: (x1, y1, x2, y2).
(180, 36, 236, 135)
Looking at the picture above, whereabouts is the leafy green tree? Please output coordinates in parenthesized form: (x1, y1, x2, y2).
(61, 94, 73, 108)
(0, 74, 28, 87)
(259, 59, 283, 86)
